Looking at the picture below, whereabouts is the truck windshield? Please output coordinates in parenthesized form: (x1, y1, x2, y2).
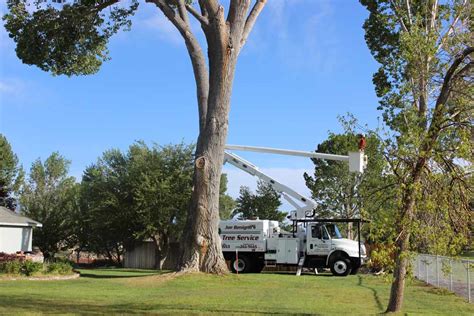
(326, 224, 342, 239)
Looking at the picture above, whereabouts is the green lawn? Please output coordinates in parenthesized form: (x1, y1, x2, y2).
(0, 268, 472, 315)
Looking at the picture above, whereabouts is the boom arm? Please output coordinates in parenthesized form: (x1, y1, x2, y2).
(226, 145, 367, 173)
(224, 144, 368, 220)
(224, 151, 317, 220)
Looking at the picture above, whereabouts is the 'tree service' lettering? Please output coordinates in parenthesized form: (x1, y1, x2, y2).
(221, 235, 260, 241)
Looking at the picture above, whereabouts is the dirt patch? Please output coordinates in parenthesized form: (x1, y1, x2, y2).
(0, 273, 80, 281)
(121, 271, 184, 287)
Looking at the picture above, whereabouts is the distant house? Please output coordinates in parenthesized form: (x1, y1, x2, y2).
(0, 206, 42, 254)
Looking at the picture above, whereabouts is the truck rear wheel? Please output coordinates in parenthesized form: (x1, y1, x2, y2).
(231, 255, 252, 273)
(329, 256, 352, 276)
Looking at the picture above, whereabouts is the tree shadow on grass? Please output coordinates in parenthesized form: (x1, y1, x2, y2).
(78, 269, 169, 279)
(357, 275, 384, 313)
(0, 296, 320, 315)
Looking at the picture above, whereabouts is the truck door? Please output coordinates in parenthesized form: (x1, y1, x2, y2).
(306, 224, 331, 256)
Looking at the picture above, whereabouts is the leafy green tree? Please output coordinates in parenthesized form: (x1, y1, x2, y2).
(80, 149, 136, 264)
(0, 134, 24, 210)
(304, 131, 386, 239)
(20, 152, 77, 258)
(219, 173, 235, 220)
(4, 0, 268, 274)
(233, 180, 286, 223)
(127, 142, 194, 269)
(79, 141, 195, 267)
(360, 0, 472, 312)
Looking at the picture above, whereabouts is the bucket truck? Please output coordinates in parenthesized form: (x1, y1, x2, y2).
(219, 144, 368, 276)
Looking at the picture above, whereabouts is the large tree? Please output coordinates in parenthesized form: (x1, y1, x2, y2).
(4, 0, 267, 273)
(360, 0, 473, 312)
(0, 134, 24, 211)
(20, 152, 77, 258)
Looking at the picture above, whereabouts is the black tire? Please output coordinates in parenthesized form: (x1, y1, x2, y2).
(329, 255, 352, 276)
(230, 255, 252, 273)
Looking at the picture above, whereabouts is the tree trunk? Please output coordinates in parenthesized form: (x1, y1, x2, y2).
(179, 35, 239, 273)
(347, 222, 353, 240)
(152, 236, 162, 270)
(386, 162, 423, 313)
(386, 220, 412, 312)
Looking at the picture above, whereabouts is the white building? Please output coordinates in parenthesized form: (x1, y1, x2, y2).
(0, 206, 42, 254)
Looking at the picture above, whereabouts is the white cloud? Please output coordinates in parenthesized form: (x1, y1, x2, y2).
(223, 166, 314, 213)
(245, 0, 339, 73)
(0, 79, 24, 95)
(141, 12, 183, 45)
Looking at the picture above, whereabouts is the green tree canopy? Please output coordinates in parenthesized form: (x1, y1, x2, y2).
(233, 180, 285, 223)
(304, 131, 387, 238)
(360, 0, 472, 312)
(20, 152, 77, 258)
(219, 173, 236, 220)
(0, 134, 24, 210)
(79, 141, 195, 266)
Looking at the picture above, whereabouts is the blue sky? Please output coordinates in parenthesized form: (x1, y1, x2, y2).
(0, 0, 380, 210)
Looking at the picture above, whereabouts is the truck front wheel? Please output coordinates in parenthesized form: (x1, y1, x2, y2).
(329, 256, 352, 276)
(231, 255, 252, 273)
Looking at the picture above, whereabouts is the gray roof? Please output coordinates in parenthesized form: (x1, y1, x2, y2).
(0, 206, 42, 227)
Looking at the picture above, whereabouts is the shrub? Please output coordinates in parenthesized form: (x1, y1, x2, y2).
(22, 261, 43, 276)
(0, 260, 22, 274)
(46, 262, 73, 275)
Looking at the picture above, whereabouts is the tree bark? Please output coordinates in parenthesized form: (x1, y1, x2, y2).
(386, 160, 424, 313)
(386, 205, 413, 312)
(179, 36, 239, 274)
(147, 0, 266, 274)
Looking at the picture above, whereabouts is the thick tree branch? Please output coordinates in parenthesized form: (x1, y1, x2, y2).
(185, 3, 208, 26)
(227, 0, 239, 25)
(434, 47, 473, 112)
(423, 46, 473, 153)
(95, 0, 119, 11)
(177, 0, 190, 26)
(229, 0, 251, 49)
(198, 0, 208, 18)
(240, 0, 266, 49)
(146, 0, 210, 131)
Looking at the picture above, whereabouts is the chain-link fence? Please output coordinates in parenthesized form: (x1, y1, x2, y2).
(414, 254, 473, 303)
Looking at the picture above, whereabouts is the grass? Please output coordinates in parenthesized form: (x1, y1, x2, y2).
(0, 268, 473, 315)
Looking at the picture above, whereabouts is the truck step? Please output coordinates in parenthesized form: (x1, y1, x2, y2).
(296, 256, 306, 276)
(264, 260, 277, 268)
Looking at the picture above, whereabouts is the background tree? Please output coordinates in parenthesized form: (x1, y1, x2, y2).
(304, 130, 386, 239)
(127, 142, 194, 269)
(219, 173, 236, 220)
(4, 0, 267, 274)
(79, 141, 195, 267)
(80, 149, 136, 264)
(360, 0, 473, 312)
(20, 152, 77, 258)
(233, 180, 286, 223)
(0, 134, 24, 210)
